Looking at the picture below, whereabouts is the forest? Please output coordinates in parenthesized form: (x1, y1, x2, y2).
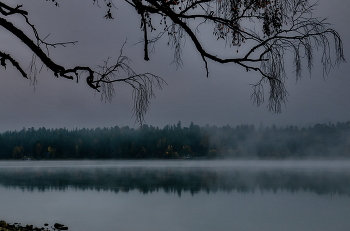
(1, 121, 350, 160)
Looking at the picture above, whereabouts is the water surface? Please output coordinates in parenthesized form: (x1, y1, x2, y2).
(0, 160, 349, 231)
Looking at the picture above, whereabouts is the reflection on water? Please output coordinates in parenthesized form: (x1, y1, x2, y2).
(0, 160, 349, 196)
(1, 160, 350, 231)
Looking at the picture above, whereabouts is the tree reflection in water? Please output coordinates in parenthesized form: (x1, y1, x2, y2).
(0, 161, 349, 197)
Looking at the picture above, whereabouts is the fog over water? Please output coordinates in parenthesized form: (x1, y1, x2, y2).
(1, 160, 350, 231)
(1, 1, 350, 229)
(1, 160, 350, 195)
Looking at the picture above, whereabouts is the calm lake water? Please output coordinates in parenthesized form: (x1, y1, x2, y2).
(1, 160, 350, 231)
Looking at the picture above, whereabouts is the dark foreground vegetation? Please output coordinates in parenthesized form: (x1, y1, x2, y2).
(1, 121, 350, 160)
(0, 220, 67, 231)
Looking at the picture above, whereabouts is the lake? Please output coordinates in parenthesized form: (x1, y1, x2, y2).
(0, 160, 350, 231)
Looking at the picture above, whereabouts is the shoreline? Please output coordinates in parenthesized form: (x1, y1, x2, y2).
(0, 221, 68, 231)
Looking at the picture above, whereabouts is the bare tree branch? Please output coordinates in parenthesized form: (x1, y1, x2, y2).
(128, 0, 345, 112)
(0, 0, 345, 122)
(0, 1, 166, 123)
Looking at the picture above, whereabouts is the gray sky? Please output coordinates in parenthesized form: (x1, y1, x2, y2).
(0, 0, 349, 131)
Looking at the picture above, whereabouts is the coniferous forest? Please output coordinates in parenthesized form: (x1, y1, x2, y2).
(1, 121, 350, 160)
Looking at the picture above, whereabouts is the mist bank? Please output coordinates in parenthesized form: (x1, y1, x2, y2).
(1, 121, 350, 159)
(1, 160, 350, 196)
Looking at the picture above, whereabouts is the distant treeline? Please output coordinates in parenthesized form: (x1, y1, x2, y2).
(1, 121, 350, 159)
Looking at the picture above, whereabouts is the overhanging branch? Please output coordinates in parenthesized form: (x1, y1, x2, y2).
(131, 0, 344, 112)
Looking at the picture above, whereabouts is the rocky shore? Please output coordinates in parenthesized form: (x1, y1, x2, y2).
(0, 220, 68, 231)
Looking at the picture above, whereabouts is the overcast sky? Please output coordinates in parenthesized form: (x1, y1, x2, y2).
(0, 0, 349, 132)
